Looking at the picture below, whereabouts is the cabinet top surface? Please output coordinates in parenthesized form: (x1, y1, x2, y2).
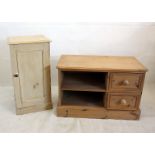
(8, 35, 51, 44)
(57, 55, 148, 72)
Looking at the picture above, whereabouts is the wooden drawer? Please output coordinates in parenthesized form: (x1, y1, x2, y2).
(109, 73, 143, 91)
(107, 93, 140, 110)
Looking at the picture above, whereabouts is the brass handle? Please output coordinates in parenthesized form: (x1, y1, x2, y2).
(122, 80, 129, 85)
(120, 99, 129, 106)
(13, 73, 19, 77)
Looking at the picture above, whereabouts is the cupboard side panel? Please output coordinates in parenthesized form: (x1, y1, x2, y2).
(58, 70, 63, 106)
(43, 43, 52, 105)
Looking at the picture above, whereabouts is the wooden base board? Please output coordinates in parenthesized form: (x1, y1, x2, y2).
(16, 103, 52, 115)
(57, 106, 140, 120)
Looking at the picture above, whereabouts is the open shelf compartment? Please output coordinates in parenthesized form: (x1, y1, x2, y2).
(61, 71, 107, 92)
(61, 90, 105, 107)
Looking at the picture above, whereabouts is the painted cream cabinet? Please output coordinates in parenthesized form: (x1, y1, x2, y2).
(8, 35, 52, 114)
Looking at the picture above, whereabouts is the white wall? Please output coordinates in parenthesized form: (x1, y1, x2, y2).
(0, 22, 154, 86)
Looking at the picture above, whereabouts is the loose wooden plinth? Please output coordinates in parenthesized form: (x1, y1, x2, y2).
(57, 106, 140, 120)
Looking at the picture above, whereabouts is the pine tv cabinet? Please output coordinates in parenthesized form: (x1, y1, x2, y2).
(57, 55, 148, 120)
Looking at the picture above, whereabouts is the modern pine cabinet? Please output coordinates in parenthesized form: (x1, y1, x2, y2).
(8, 35, 52, 114)
(57, 55, 148, 120)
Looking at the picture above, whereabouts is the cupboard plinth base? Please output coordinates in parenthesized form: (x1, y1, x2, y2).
(57, 106, 140, 120)
(16, 103, 52, 115)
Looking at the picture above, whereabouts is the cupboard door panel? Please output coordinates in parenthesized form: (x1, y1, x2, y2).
(12, 43, 51, 108)
(17, 50, 44, 105)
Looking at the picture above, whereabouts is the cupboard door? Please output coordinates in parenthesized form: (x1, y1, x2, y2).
(11, 43, 51, 108)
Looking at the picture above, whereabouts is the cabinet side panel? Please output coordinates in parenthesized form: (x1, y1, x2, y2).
(42, 43, 52, 104)
(58, 70, 63, 106)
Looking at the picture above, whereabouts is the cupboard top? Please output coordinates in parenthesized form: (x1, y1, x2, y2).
(8, 35, 51, 45)
(57, 55, 148, 72)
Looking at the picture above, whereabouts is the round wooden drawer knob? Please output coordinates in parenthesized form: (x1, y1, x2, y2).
(122, 80, 129, 85)
(120, 99, 129, 106)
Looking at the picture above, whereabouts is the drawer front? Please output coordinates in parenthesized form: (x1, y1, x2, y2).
(109, 73, 143, 91)
(107, 94, 140, 110)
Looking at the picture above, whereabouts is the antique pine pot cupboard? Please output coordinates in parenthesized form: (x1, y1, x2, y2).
(57, 55, 148, 120)
(8, 35, 52, 115)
